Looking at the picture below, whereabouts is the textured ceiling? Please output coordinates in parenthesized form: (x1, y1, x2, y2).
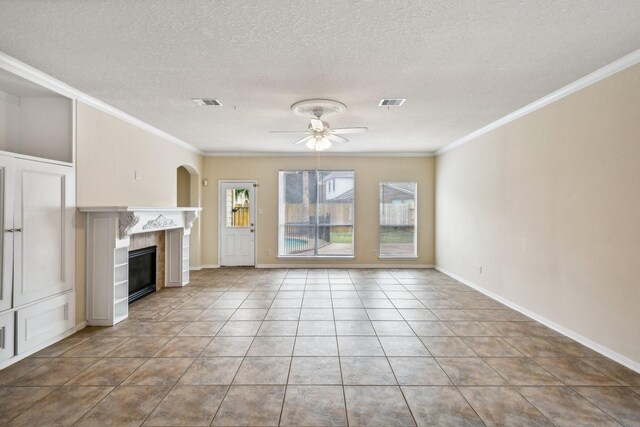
(0, 1, 639, 154)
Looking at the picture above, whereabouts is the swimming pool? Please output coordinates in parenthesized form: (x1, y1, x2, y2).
(285, 237, 310, 252)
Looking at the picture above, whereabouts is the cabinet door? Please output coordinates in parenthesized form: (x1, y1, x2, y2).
(16, 292, 74, 354)
(0, 156, 14, 312)
(13, 159, 74, 307)
(0, 310, 14, 362)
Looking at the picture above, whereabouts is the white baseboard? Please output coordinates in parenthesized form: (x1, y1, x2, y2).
(256, 263, 435, 269)
(196, 264, 220, 269)
(75, 321, 87, 331)
(435, 266, 640, 374)
(0, 323, 83, 370)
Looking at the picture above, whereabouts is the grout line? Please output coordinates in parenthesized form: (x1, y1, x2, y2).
(6, 267, 638, 426)
(275, 270, 302, 427)
(333, 269, 350, 427)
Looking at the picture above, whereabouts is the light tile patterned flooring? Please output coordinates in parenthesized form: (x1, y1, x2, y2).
(1, 268, 639, 426)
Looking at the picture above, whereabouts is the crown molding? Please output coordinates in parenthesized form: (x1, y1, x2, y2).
(204, 151, 436, 157)
(436, 48, 640, 156)
(0, 51, 204, 155)
(5, 48, 638, 159)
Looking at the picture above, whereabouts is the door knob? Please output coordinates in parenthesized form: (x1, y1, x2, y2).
(250, 229, 254, 233)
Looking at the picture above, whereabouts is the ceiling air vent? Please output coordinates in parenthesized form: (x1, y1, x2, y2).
(192, 98, 222, 107)
(378, 98, 405, 107)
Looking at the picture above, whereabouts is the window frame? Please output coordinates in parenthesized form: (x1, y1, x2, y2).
(378, 181, 418, 259)
(278, 169, 356, 259)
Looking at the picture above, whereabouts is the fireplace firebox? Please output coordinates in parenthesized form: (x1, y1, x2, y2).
(128, 246, 157, 303)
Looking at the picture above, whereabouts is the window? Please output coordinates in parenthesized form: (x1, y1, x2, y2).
(379, 182, 417, 257)
(225, 188, 251, 227)
(279, 170, 354, 257)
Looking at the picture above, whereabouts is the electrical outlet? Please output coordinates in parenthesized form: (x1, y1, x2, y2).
(478, 265, 483, 274)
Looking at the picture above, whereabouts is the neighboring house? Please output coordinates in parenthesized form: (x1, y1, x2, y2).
(323, 171, 354, 203)
(381, 182, 415, 204)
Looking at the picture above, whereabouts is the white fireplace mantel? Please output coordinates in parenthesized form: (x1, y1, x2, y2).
(79, 206, 202, 239)
(79, 206, 202, 326)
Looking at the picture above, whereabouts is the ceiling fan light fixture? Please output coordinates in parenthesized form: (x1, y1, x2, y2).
(271, 99, 366, 151)
(315, 137, 332, 151)
(305, 136, 332, 151)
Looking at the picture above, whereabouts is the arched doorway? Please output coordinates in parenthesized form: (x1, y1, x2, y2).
(177, 166, 191, 207)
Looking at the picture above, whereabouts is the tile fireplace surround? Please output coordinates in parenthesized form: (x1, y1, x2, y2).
(79, 207, 202, 326)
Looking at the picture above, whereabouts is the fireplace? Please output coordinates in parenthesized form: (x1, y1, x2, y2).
(80, 206, 201, 326)
(128, 246, 157, 303)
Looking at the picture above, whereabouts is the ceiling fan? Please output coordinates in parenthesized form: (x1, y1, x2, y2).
(269, 99, 368, 151)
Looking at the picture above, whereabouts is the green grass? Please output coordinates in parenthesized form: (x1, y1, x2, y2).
(380, 230, 414, 244)
(330, 232, 353, 243)
(328, 230, 414, 244)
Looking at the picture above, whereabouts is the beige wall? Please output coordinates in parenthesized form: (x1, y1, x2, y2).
(75, 102, 204, 322)
(177, 166, 191, 207)
(201, 156, 435, 267)
(435, 64, 640, 365)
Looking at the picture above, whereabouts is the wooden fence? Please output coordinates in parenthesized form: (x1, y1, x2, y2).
(380, 203, 414, 226)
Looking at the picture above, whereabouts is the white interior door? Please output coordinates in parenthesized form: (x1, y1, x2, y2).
(0, 156, 14, 312)
(219, 181, 255, 266)
(13, 159, 74, 307)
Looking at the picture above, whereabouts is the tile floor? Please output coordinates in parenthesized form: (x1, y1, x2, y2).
(1, 268, 639, 426)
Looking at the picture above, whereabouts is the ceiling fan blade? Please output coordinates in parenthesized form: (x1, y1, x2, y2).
(326, 134, 349, 143)
(269, 130, 312, 134)
(328, 127, 368, 134)
(309, 118, 324, 131)
(293, 135, 314, 145)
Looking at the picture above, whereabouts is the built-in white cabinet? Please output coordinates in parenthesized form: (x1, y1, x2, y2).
(12, 159, 75, 306)
(0, 155, 14, 312)
(16, 292, 74, 354)
(0, 68, 73, 163)
(0, 310, 14, 361)
(0, 154, 75, 364)
(0, 65, 76, 368)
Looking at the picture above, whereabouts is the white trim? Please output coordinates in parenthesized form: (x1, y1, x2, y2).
(0, 323, 83, 370)
(0, 51, 203, 155)
(0, 149, 73, 167)
(436, 48, 640, 156)
(218, 180, 258, 267)
(435, 266, 640, 374)
(75, 321, 87, 331)
(198, 264, 221, 269)
(256, 263, 435, 269)
(205, 151, 435, 157)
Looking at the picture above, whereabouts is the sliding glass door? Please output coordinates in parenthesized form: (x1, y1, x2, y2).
(278, 170, 354, 257)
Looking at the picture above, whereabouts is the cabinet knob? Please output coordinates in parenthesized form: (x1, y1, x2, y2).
(5, 229, 14, 233)
(15, 228, 22, 232)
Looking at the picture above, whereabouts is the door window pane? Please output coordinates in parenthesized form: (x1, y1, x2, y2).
(226, 188, 251, 227)
(379, 182, 417, 257)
